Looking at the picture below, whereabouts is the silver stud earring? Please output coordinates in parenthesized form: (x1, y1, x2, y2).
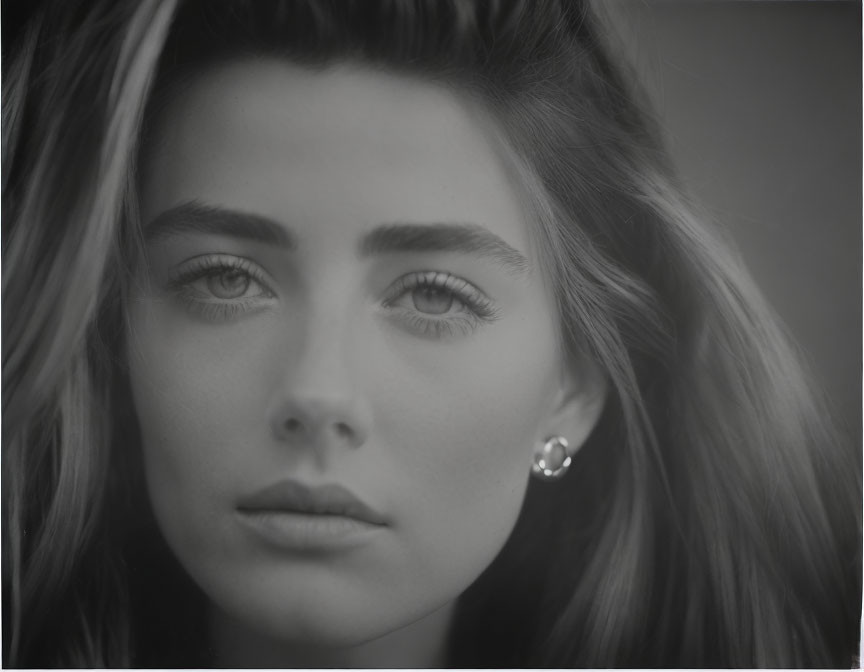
(531, 436, 572, 481)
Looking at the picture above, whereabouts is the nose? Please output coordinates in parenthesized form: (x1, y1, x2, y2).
(267, 315, 372, 460)
(270, 395, 369, 450)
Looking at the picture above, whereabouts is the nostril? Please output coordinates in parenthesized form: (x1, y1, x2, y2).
(284, 417, 303, 433)
(271, 405, 367, 448)
(334, 422, 353, 439)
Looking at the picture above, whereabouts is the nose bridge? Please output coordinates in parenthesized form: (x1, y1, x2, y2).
(293, 284, 358, 393)
(269, 284, 371, 455)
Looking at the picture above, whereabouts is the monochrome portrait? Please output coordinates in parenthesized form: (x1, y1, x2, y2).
(2, 0, 860, 667)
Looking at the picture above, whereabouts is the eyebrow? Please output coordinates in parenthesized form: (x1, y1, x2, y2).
(145, 201, 530, 274)
(359, 223, 529, 275)
(144, 201, 295, 248)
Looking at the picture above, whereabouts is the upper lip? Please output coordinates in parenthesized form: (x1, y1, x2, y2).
(237, 480, 388, 526)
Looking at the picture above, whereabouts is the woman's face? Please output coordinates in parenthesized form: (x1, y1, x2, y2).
(128, 61, 602, 647)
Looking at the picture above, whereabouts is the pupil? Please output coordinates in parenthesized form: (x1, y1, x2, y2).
(412, 287, 453, 315)
(207, 270, 250, 299)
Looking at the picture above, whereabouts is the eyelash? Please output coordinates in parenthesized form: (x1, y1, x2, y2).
(166, 257, 499, 337)
(167, 254, 275, 322)
(381, 271, 500, 338)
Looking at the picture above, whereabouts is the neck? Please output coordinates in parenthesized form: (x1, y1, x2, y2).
(209, 602, 455, 668)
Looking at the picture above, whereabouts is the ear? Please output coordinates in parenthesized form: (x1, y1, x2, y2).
(537, 355, 608, 459)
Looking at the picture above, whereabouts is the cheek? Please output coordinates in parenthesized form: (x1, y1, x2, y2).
(124, 303, 279, 550)
(370, 311, 561, 578)
(383, 349, 551, 492)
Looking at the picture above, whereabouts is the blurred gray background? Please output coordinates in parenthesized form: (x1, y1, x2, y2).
(610, 0, 861, 437)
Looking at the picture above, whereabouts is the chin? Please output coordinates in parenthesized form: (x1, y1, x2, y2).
(210, 580, 424, 649)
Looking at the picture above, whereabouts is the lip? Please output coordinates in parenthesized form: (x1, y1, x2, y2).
(236, 481, 388, 552)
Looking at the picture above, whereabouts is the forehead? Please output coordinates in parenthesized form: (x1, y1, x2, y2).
(139, 60, 532, 252)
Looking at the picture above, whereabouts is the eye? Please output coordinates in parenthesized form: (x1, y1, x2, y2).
(382, 271, 500, 338)
(411, 285, 456, 315)
(205, 268, 253, 300)
(167, 254, 276, 321)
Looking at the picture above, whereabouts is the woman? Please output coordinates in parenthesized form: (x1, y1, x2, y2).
(3, 0, 860, 667)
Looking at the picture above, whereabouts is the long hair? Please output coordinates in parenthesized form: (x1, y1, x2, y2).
(3, 0, 860, 667)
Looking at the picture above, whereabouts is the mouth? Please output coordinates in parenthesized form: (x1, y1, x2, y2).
(236, 480, 388, 552)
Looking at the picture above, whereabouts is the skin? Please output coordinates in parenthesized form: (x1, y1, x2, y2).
(127, 60, 605, 667)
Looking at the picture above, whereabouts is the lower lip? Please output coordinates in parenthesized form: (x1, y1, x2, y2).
(236, 510, 386, 552)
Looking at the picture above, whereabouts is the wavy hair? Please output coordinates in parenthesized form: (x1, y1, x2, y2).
(3, 0, 860, 667)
